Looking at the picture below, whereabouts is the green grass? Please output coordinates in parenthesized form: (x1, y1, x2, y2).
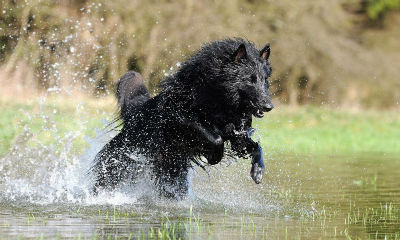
(0, 96, 115, 157)
(254, 106, 400, 155)
(1, 97, 399, 157)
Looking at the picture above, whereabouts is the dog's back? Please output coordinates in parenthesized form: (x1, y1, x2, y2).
(92, 39, 273, 197)
(116, 71, 150, 121)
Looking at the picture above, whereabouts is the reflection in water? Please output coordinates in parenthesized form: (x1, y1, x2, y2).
(0, 130, 400, 239)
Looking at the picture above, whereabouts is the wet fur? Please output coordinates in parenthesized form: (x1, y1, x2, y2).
(90, 38, 273, 199)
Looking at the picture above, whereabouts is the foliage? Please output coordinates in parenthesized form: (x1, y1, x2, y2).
(0, 0, 399, 107)
(367, 0, 400, 19)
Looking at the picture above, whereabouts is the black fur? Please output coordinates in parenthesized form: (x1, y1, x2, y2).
(90, 38, 273, 199)
(116, 71, 150, 121)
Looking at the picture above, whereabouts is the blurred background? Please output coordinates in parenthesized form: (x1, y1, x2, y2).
(1, 2, 400, 239)
(1, 0, 399, 108)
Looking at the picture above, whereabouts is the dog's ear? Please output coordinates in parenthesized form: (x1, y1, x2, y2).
(233, 44, 247, 63)
(260, 43, 270, 61)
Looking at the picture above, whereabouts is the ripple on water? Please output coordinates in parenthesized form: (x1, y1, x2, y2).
(1, 129, 400, 239)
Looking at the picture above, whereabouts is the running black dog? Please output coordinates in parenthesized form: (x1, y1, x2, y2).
(90, 38, 273, 199)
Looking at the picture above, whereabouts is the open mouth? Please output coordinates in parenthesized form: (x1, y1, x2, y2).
(249, 101, 265, 118)
(253, 109, 264, 118)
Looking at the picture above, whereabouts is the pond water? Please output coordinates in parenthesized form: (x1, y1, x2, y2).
(0, 137, 399, 239)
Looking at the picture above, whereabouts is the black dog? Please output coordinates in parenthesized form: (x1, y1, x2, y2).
(90, 38, 273, 199)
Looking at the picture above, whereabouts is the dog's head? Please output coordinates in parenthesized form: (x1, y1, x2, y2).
(221, 41, 274, 118)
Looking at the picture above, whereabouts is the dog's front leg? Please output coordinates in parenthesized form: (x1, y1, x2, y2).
(227, 128, 265, 184)
(250, 143, 265, 184)
(184, 121, 224, 165)
(240, 138, 265, 184)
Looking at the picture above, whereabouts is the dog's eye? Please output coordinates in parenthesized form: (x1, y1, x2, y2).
(249, 75, 257, 83)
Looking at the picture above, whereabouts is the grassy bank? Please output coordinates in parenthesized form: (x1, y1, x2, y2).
(0, 96, 115, 156)
(1, 96, 399, 157)
(255, 106, 400, 155)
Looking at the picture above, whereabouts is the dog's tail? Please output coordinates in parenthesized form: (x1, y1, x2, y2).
(116, 71, 150, 121)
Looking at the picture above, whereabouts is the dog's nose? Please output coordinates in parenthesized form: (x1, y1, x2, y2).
(262, 103, 274, 112)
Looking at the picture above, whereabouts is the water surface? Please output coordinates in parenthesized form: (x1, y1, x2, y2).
(1, 143, 399, 239)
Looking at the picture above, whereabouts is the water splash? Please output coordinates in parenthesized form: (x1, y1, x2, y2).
(0, 108, 280, 215)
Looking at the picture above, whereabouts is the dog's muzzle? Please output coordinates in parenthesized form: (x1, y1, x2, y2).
(254, 109, 265, 118)
(262, 104, 274, 112)
(250, 100, 273, 118)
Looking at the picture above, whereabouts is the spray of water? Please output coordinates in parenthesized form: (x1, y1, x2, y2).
(0, 98, 281, 215)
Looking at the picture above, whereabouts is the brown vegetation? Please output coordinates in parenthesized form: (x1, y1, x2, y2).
(0, 0, 399, 108)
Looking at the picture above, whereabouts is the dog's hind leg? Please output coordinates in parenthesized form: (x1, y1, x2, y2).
(92, 150, 138, 194)
(90, 133, 137, 193)
(153, 156, 190, 200)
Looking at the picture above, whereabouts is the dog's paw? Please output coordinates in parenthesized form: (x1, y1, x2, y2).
(250, 162, 264, 184)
